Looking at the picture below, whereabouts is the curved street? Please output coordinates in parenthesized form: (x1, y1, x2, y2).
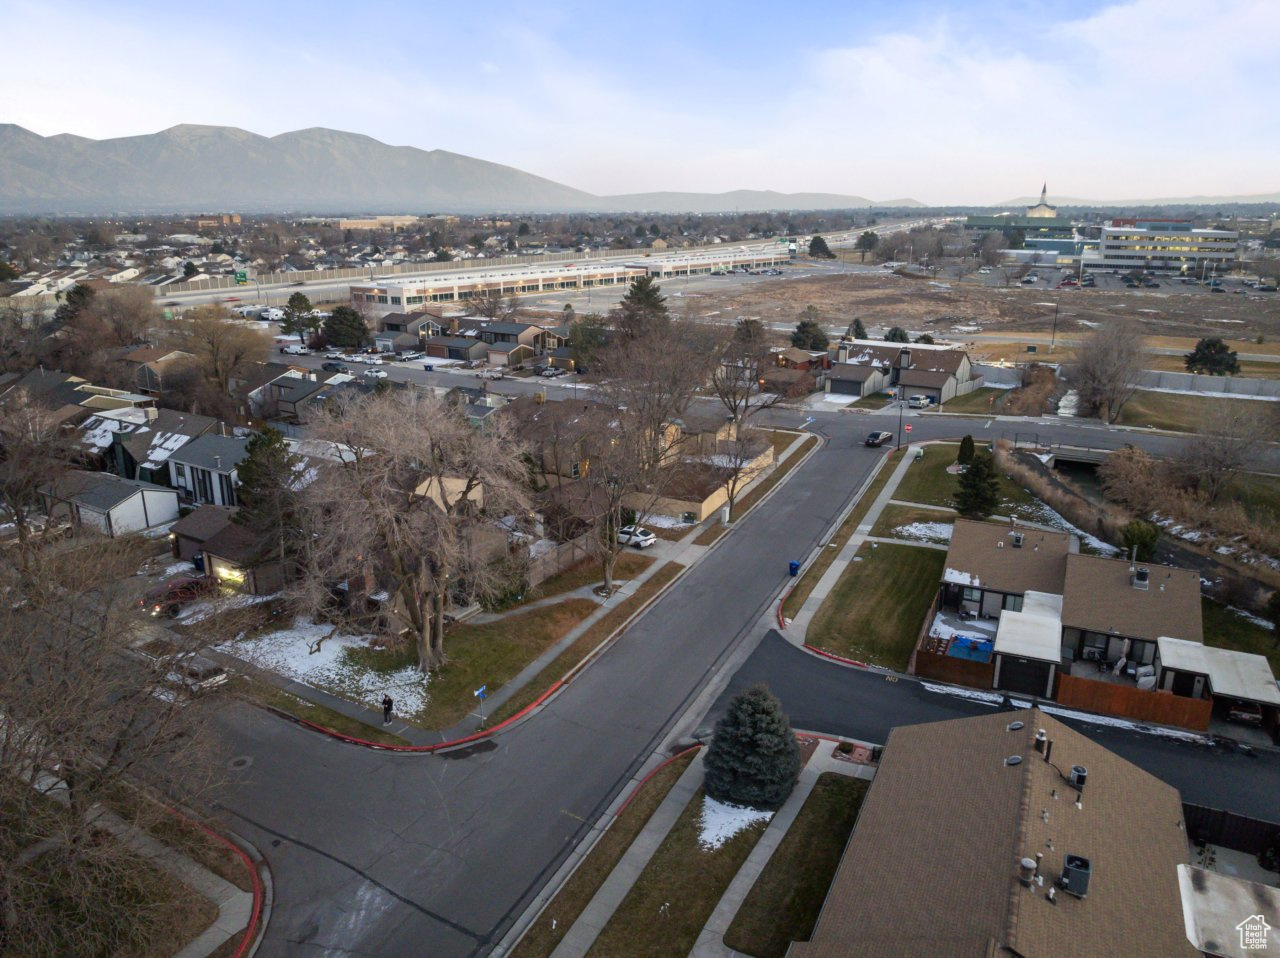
(211, 404, 1278, 956)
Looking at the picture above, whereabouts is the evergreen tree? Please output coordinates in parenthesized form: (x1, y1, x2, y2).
(323, 306, 371, 348)
(957, 434, 976, 466)
(1121, 519, 1159, 562)
(735, 318, 766, 345)
(885, 326, 910, 343)
(954, 453, 1000, 518)
(234, 427, 303, 571)
(54, 283, 95, 325)
(852, 317, 867, 339)
(791, 319, 829, 351)
(703, 684, 801, 810)
(854, 230, 879, 262)
(808, 236, 834, 258)
(616, 275, 669, 339)
(183, 260, 199, 278)
(282, 291, 315, 343)
(915, 333, 935, 345)
(1183, 337, 1240, 376)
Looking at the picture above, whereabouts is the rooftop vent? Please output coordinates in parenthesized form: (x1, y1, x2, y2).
(1012, 532, 1025, 548)
(1033, 729, 1047, 752)
(1006, 755, 1023, 766)
(1008, 721, 1025, 732)
(1060, 854, 1091, 898)
(1018, 857, 1037, 887)
(1132, 567, 1150, 591)
(1069, 765, 1087, 790)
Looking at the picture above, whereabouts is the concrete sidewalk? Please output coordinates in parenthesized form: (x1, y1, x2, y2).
(785, 447, 917, 641)
(690, 740, 876, 958)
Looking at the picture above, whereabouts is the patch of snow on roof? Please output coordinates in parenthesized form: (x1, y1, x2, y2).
(141, 431, 192, 469)
(943, 567, 979, 586)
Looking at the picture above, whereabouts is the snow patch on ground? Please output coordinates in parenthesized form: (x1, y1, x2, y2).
(892, 522, 953, 543)
(158, 561, 195, 578)
(698, 795, 773, 851)
(1135, 387, 1280, 403)
(1227, 606, 1274, 630)
(1037, 705, 1208, 742)
(919, 682, 1003, 705)
(177, 592, 278, 624)
(643, 514, 695, 530)
(219, 616, 429, 716)
(1024, 502, 1120, 556)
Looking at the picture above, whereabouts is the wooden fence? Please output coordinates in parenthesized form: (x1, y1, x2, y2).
(526, 533, 594, 589)
(914, 649, 996, 689)
(1183, 803, 1280, 855)
(1054, 673, 1212, 732)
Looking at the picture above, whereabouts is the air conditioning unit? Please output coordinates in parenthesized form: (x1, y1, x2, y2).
(1060, 854, 1091, 898)
(1012, 533, 1024, 548)
(1069, 765, 1088, 790)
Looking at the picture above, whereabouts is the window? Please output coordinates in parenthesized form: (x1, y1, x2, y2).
(175, 463, 186, 481)
(1003, 594, 1024, 613)
(962, 587, 981, 603)
(219, 472, 237, 507)
(570, 461, 581, 479)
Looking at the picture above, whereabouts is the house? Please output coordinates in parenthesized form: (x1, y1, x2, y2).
(792, 709, 1199, 958)
(266, 371, 353, 422)
(169, 505, 236, 561)
(422, 336, 489, 363)
(201, 521, 286, 595)
(499, 395, 610, 480)
(759, 366, 815, 399)
(39, 470, 180, 537)
(823, 362, 888, 398)
(826, 340, 981, 405)
(117, 346, 194, 395)
(476, 321, 549, 365)
(112, 409, 220, 484)
(775, 346, 830, 372)
(916, 519, 1278, 732)
(167, 434, 250, 506)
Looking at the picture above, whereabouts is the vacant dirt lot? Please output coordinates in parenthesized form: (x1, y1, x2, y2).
(685, 269, 1280, 351)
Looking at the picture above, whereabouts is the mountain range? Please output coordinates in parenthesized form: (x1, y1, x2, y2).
(0, 123, 921, 215)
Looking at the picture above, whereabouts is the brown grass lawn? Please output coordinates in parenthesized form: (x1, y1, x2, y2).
(891, 443, 1040, 520)
(511, 750, 698, 958)
(725, 774, 869, 958)
(587, 788, 769, 958)
(1203, 599, 1280, 676)
(488, 564, 685, 725)
(940, 386, 1005, 414)
(870, 504, 955, 540)
(529, 553, 653, 602)
(693, 523, 729, 546)
(807, 543, 946, 670)
(1116, 390, 1261, 432)
(347, 599, 598, 729)
(781, 450, 902, 620)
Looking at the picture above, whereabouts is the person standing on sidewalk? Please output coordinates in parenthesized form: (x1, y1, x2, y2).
(382, 694, 394, 724)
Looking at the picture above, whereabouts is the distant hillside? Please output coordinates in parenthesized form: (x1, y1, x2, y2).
(997, 192, 1280, 208)
(0, 123, 917, 214)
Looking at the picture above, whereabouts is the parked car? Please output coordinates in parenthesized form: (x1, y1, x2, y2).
(324, 350, 346, 359)
(364, 355, 384, 365)
(140, 576, 218, 617)
(321, 361, 350, 373)
(363, 369, 389, 380)
(1226, 700, 1263, 726)
(907, 395, 931, 409)
(280, 344, 309, 355)
(399, 350, 424, 361)
(167, 654, 229, 694)
(864, 431, 894, 447)
(617, 525, 657, 549)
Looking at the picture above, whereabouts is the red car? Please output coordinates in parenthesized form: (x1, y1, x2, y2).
(140, 576, 218, 617)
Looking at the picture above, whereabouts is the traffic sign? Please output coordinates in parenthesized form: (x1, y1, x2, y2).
(234, 270, 248, 285)
(474, 685, 488, 700)
(905, 424, 913, 433)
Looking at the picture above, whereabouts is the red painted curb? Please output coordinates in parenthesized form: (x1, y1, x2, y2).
(803, 643, 870, 669)
(776, 593, 789, 630)
(166, 808, 263, 958)
(279, 679, 566, 752)
(614, 744, 702, 818)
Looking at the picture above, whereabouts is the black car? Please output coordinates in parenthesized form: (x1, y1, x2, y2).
(864, 431, 894, 447)
(322, 361, 350, 373)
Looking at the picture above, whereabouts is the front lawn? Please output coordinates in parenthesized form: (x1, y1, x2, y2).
(869, 503, 956, 541)
(531, 553, 653, 603)
(1202, 598, 1279, 676)
(345, 599, 598, 729)
(807, 543, 946, 670)
(587, 788, 769, 958)
(511, 750, 698, 958)
(940, 387, 1005, 414)
(724, 774, 869, 958)
(232, 677, 409, 746)
(1116, 391, 1259, 433)
(891, 442, 1040, 520)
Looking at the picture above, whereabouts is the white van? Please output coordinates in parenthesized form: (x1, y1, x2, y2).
(261, 307, 285, 322)
(281, 343, 309, 355)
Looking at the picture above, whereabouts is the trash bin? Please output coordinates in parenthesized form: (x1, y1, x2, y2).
(788, 560, 801, 577)
(423, 364, 434, 372)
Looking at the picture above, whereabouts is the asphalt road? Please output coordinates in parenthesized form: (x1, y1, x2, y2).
(209, 405, 1279, 956)
(708, 632, 1280, 821)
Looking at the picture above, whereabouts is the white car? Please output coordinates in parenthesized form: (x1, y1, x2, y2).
(324, 350, 345, 360)
(617, 525, 657, 549)
(363, 369, 389, 380)
(363, 355, 384, 366)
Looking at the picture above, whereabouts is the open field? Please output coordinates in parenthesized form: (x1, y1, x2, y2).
(807, 543, 946, 670)
(1141, 353, 1280, 378)
(724, 774, 869, 958)
(1116, 391, 1263, 432)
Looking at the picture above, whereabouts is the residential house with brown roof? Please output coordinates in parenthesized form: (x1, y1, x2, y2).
(826, 340, 980, 405)
(118, 346, 194, 395)
(792, 709, 1199, 958)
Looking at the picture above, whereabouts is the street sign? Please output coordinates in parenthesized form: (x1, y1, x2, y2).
(234, 270, 248, 285)
(905, 424, 913, 433)
(474, 685, 487, 700)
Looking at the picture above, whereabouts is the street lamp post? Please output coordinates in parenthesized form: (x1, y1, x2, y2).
(896, 391, 905, 450)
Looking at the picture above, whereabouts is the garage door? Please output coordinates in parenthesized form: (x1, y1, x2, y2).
(829, 380, 862, 395)
(998, 656, 1050, 698)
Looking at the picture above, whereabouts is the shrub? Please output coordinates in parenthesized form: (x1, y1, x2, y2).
(957, 435, 976, 466)
(704, 684, 801, 811)
(1121, 520, 1160, 562)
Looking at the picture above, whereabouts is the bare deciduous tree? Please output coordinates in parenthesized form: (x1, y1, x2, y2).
(1175, 403, 1278, 503)
(167, 305, 271, 395)
(1073, 323, 1146, 423)
(0, 388, 78, 562)
(296, 390, 532, 671)
(0, 538, 223, 954)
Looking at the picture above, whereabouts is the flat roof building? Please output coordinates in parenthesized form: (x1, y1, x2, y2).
(1082, 219, 1237, 274)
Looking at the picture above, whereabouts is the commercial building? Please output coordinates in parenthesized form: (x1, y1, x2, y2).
(1082, 219, 1238, 274)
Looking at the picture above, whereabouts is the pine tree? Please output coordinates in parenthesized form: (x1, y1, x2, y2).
(234, 427, 304, 571)
(792, 319, 829, 350)
(808, 236, 834, 258)
(616, 275, 669, 339)
(323, 306, 371, 348)
(852, 317, 867, 339)
(957, 434, 976, 465)
(703, 684, 801, 810)
(955, 453, 1000, 518)
(1183, 337, 1240, 376)
(1121, 519, 1159, 562)
(885, 326, 910, 343)
(282, 291, 314, 343)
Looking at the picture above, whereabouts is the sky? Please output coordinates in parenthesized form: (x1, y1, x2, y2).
(4, 0, 1278, 204)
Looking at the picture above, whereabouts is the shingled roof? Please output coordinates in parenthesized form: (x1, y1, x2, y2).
(942, 518, 1074, 596)
(1060, 554, 1203, 643)
(792, 709, 1197, 958)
